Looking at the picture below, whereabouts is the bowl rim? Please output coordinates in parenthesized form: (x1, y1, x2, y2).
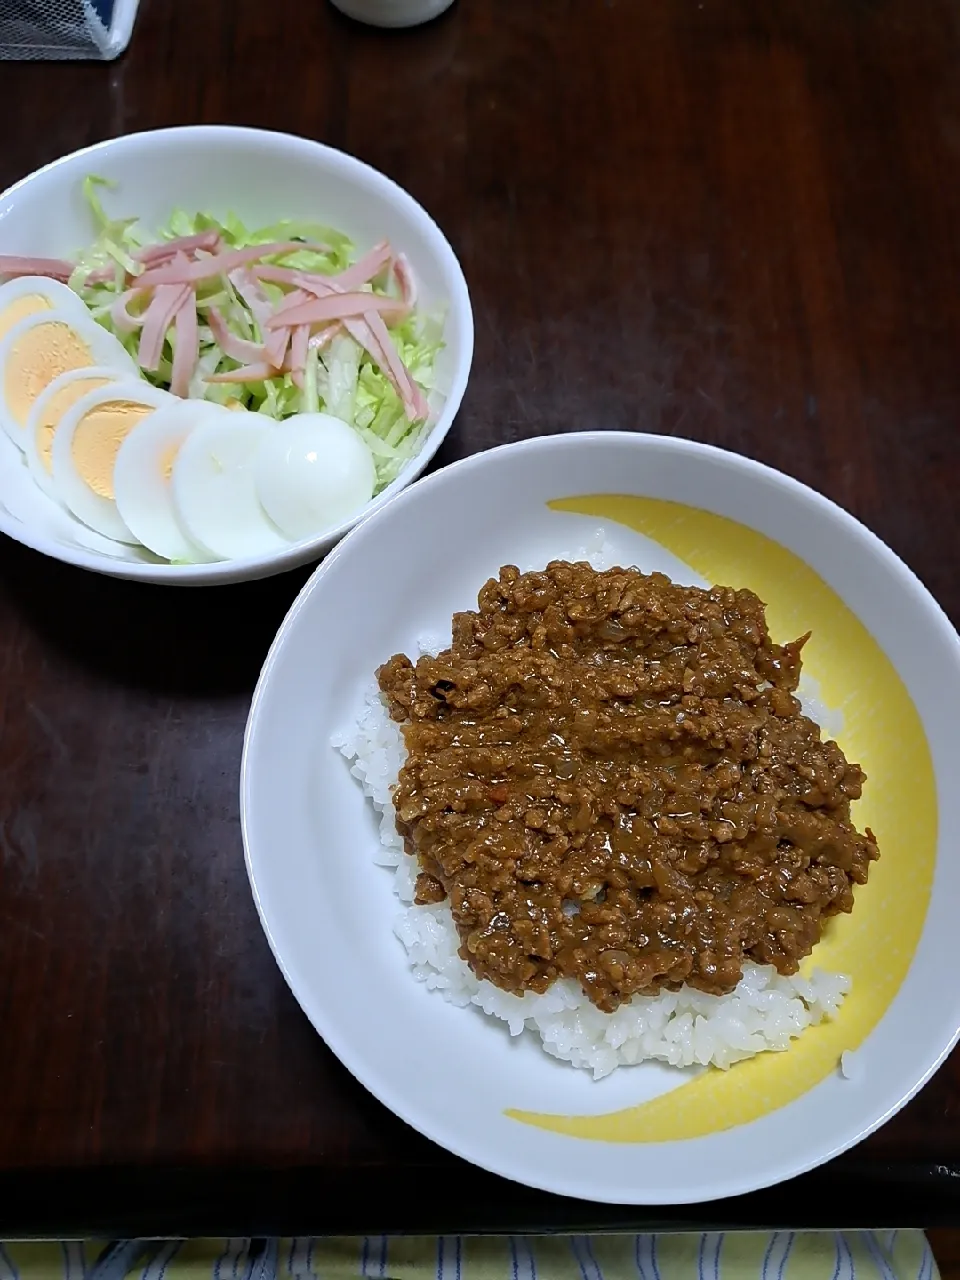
(0, 125, 474, 586)
(241, 428, 960, 1203)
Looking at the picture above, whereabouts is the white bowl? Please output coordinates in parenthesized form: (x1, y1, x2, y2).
(242, 430, 960, 1204)
(0, 126, 473, 585)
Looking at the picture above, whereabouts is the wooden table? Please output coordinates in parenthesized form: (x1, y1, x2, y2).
(2, 0, 959, 1238)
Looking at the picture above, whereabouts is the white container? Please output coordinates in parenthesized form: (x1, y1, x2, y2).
(0, 126, 474, 585)
(329, 0, 455, 28)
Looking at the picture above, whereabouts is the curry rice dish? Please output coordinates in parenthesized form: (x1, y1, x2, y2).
(341, 557, 876, 1075)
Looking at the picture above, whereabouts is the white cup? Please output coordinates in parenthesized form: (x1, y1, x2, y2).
(329, 0, 456, 26)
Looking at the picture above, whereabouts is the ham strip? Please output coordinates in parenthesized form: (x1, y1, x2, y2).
(252, 265, 317, 288)
(138, 282, 192, 371)
(228, 267, 274, 332)
(264, 323, 291, 371)
(393, 254, 417, 308)
(206, 362, 278, 384)
(260, 259, 427, 422)
(290, 325, 310, 390)
(265, 290, 406, 330)
(308, 324, 340, 351)
(134, 241, 317, 289)
(0, 255, 74, 281)
(111, 288, 146, 335)
(84, 264, 123, 286)
(270, 286, 314, 318)
(205, 327, 333, 388)
(253, 241, 393, 298)
(333, 241, 393, 290)
(205, 307, 266, 365)
(135, 231, 221, 267)
(170, 293, 199, 398)
(353, 309, 429, 421)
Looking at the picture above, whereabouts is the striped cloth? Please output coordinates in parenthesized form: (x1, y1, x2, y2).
(0, 1233, 938, 1280)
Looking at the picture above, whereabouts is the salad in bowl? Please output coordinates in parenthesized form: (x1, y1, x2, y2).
(0, 126, 473, 584)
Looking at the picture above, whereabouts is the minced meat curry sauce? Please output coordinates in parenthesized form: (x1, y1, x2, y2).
(377, 561, 878, 1014)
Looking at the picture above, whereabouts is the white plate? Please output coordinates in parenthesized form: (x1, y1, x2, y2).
(241, 431, 960, 1204)
(0, 125, 473, 584)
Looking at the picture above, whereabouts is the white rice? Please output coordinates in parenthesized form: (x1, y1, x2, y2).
(333, 536, 851, 1080)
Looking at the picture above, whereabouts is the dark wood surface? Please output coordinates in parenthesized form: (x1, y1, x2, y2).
(932, 1235, 960, 1278)
(2, 0, 960, 1237)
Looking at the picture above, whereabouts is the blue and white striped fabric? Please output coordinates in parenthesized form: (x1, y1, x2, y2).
(0, 1233, 938, 1280)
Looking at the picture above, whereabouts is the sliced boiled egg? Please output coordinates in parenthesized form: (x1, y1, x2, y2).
(0, 308, 137, 450)
(24, 366, 124, 499)
(0, 276, 89, 343)
(253, 412, 375, 542)
(51, 380, 174, 543)
(114, 400, 216, 563)
(171, 413, 290, 561)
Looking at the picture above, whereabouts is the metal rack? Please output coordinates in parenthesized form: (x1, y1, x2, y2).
(0, 0, 139, 60)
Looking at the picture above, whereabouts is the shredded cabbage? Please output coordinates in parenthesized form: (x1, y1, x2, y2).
(68, 175, 446, 493)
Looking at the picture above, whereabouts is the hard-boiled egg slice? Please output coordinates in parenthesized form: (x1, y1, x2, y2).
(24, 366, 124, 498)
(114, 399, 217, 563)
(51, 380, 175, 543)
(0, 308, 137, 450)
(253, 412, 375, 542)
(0, 276, 90, 343)
(172, 414, 290, 561)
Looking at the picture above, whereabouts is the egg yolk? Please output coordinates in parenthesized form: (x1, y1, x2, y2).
(0, 294, 52, 342)
(71, 400, 154, 499)
(159, 441, 180, 482)
(5, 321, 93, 427)
(36, 376, 112, 475)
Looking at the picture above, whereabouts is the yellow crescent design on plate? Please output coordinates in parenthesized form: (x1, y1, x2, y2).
(504, 494, 936, 1142)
